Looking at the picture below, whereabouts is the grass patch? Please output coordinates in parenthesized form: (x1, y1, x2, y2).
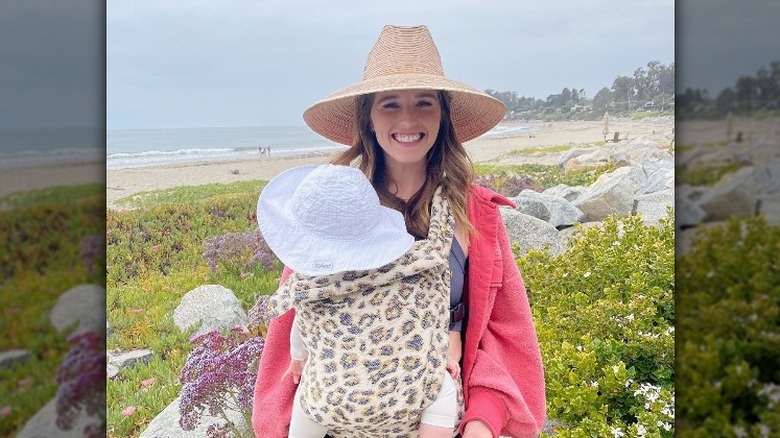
(0, 184, 105, 437)
(677, 162, 743, 186)
(474, 162, 617, 189)
(502, 143, 598, 156)
(114, 180, 266, 210)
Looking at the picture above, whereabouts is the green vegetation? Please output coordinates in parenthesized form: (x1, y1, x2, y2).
(677, 216, 780, 436)
(106, 181, 277, 437)
(678, 60, 780, 120)
(522, 214, 675, 437)
(102, 165, 672, 436)
(677, 162, 744, 187)
(487, 60, 674, 120)
(474, 162, 617, 190)
(0, 184, 105, 437)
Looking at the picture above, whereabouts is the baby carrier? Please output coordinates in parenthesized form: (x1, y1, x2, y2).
(269, 187, 458, 437)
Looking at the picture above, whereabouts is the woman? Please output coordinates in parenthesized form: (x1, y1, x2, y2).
(253, 25, 546, 438)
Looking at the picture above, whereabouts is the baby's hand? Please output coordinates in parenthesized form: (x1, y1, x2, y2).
(282, 358, 305, 384)
(446, 356, 461, 380)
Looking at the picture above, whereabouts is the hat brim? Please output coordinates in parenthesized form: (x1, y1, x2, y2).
(257, 165, 415, 276)
(303, 73, 506, 146)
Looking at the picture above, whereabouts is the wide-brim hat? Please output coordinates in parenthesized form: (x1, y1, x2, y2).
(303, 25, 506, 146)
(257, 164, 415, 276)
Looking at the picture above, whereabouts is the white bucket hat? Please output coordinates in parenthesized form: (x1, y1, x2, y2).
(303, 25, 506, 146)
(257, 164, 415, 276)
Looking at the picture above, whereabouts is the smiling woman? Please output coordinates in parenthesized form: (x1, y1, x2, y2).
(252, 24, 546, 438)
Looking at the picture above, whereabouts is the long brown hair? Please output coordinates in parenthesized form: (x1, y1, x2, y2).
(330, 90, 475, 239)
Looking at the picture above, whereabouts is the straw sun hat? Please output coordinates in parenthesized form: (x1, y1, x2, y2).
(257, 164, 415, 276)
(303, 25, 506, 146)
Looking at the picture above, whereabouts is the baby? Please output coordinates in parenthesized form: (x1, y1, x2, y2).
(257, 164, 462, 438)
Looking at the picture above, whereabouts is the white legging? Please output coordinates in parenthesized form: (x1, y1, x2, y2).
(288, 372, 458, 438)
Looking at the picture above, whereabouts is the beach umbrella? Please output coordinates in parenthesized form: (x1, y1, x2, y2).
(726, 111, 733, 140)
(602, 111, 610, 141)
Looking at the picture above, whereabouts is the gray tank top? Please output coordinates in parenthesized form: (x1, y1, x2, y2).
(449, 238, 467, 331)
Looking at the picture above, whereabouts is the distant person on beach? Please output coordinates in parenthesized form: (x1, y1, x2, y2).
(252, 25, 545, 438)
(259, 145, 266, 155)
(258, 163, 460, 438)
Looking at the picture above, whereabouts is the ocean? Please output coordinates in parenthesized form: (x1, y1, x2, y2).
(106, 125, 346, 170)
(0, 127, 104, 170)
(0, 124, 536, 172)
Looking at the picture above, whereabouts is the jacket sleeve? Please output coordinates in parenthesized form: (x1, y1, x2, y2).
(252, 267, 296, 438)
(460, 216, 546, 438)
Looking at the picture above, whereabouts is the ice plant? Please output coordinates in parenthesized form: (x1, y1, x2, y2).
(179, 328, 265, 438)
(55, 330, 106, 438)
(202, 229, 276, 274)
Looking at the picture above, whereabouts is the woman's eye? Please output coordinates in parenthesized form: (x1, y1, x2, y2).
(381, 102, 400, 109)
(417, 100, 434, 107)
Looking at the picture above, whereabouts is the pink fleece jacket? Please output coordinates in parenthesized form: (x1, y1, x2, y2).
(251, 186, 546, 438)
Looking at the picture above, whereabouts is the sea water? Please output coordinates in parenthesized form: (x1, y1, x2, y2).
(106, 125, 345, 170)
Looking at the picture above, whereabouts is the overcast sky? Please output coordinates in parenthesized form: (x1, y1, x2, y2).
(106, 0, 676, 129)
(4, 1, 780, 131)
(676, 0, 780, 97)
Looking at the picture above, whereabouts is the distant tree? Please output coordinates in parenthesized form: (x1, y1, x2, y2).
(735, 75, 759, 112)
(611, 76, 636, 111)
(592, 87, 613, 115)
(715, 87, 737, 115)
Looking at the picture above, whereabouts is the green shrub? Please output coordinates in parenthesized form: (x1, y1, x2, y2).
(518, 214, 675, 437)
(676, 216, 780, 436)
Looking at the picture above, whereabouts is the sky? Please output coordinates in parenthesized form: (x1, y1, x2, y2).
(3, 1, 779, 131)
(676, 0, 780, 97)
(106, 0, 676, 129)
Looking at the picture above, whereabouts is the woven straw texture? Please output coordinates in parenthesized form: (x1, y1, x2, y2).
(303, 25, 505, 145)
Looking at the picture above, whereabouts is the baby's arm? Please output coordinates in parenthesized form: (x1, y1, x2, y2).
(283, 315, 307, 384)
(446, 330, 462, 380)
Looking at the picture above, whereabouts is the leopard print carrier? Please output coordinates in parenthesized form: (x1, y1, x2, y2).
(268, 187, 464, 437)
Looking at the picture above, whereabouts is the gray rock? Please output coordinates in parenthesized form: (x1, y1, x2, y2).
(563, 149, 611, 173)
(173, 285, 248, 339)
(758, 191, 780, 227)
(0, 349, 30, 369)
(512, 190, 585, 228)
(499, 207, 566, 256)
(17, 397, 103, 438)
(632, 189, 674, 226)
(573, 166, 646, 221)
(511, 196, 551, 221)
(139, 395, 250, 438)
(49, 284, 106, 336)
(639, 166, 674, 195)
(107, 349, 154, 379)
(543, 184, 586, 202)
(696, 166, 759, 221)
(677, 197, 707, 228)
(556, 147, 593, 168)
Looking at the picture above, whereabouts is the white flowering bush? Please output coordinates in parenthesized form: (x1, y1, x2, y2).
(677, 216, 780, 437)
(517, 214, 674, 437)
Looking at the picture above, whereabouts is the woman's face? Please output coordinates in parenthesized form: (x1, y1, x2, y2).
(369, 89, 441, 168)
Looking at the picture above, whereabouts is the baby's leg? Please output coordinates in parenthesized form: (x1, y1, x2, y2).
(289, 390, 329, 438)
(419, 372, 458, 438)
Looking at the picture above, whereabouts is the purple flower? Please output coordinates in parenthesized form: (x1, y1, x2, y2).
(202, 229, 277, 274)
(179, 329, 265, 436)
(55, 330, 106, 438)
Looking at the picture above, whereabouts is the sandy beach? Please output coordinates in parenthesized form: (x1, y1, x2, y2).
(0, 118, 674, 210)
(0, 160, 105, 199)
(104, 118, 673, 210)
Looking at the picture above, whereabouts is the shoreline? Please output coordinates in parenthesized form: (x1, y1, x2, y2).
(1, 118, 675, 210)
(0, 160, 105, 200)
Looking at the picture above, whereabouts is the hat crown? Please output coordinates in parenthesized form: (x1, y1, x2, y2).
(291, 165, 381, 240)
(363, 25, 444, 80)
